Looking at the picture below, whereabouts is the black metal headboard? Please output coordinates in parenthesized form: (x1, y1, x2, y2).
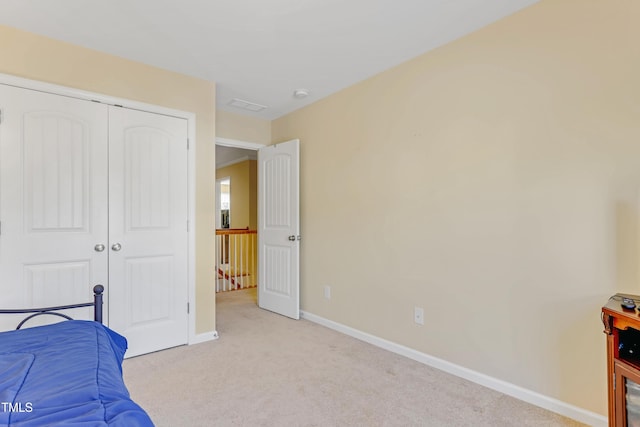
(0, 285, 104, 329)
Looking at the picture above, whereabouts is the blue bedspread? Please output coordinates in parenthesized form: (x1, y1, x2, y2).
(0, 320, 154, 426)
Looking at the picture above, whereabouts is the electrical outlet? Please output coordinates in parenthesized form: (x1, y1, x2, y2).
(324, 285, 331, 299)
(414, 307, 424, 325)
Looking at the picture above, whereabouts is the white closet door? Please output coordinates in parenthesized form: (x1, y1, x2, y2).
(107, 106, 189, 357)
(0, 84, 109, 330)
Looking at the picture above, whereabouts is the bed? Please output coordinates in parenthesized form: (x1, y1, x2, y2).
(0, 286, 154, 426)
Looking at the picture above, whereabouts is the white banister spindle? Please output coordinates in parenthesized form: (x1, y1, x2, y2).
(233, 233, 238, 289)
(215, 229, 257, 292)
(215, 233, 221, 292)
(238, 233, 243, 289)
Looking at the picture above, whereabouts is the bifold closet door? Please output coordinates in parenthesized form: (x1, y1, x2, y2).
(0, 84, 109, 330)
(107, 106, 189, 357)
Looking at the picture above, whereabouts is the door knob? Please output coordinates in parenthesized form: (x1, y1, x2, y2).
(94, 244, 105, 252)
(288, 235, 296, 241)
(111, 243, 122, 252)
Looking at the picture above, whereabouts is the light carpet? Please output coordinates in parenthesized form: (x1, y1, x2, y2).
(123, 288, 586, 427)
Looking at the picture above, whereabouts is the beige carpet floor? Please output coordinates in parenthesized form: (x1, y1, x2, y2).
(122, 288, 587, 427)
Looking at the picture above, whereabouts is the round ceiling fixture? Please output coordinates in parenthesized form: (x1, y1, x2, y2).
(293, 89, 309, 99)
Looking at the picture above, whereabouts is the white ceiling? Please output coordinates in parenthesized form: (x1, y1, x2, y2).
(0, 0, 538, 120)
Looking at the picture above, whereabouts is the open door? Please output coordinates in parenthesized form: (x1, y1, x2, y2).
(258, 139, 300, 319)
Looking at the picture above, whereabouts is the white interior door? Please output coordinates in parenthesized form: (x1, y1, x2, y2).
(107, 106, 189, 357)
(0, 84, 108, 330)
(258, 139, 300, 319)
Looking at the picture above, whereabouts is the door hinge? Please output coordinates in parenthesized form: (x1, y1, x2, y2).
(187, 138, 190, 150)
(187, 220, 190, 232)
(0, 109, 3, 125)
(187, 302, 190, 314)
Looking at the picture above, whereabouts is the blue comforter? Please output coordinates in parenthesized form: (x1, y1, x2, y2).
(0, 320, 154, 426)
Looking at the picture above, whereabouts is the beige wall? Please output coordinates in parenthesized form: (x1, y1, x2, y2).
(0, 25, 217, 334)
(273, 0, 640, 416)
(216, 160, 258, 230)
(217, 109, 271, 144)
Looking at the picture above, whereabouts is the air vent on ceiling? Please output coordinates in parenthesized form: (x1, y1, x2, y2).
(227, 98, 268, 112)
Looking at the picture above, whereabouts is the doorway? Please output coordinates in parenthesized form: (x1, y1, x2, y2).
(215, 140, 261, 294)
(215, 138, 301, 321)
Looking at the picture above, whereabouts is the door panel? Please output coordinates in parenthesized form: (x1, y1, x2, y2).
(264, 246, 291, 295)
(108, 106, 188, 357)
(126, 127, 172, 229)
(0, 85, 108, 330)
(258, 139, 300, 319)
(25, 112, 89, 232)
(25, 261, 94, 323)
(126, 256, 173, 324)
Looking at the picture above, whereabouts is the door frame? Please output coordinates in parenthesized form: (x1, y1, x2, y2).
(214, 137, 265, 304)
(215, 138, 301, 319)
(0, 72, 200, 346)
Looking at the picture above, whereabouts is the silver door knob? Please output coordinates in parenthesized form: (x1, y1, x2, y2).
(111, 243, 122, 252)
(288, 235, 296, 241)
(94, 244, 105, 252)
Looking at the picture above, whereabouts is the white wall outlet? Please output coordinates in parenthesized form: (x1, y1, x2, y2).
(414, 306, 424, 325)
(324, 285, 331, 299)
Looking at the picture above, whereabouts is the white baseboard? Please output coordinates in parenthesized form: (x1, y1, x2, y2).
(300, 310, 607, 427)
(189, 330, 219, 345)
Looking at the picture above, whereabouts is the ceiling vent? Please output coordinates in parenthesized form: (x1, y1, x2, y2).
(227, 98, 268, 112)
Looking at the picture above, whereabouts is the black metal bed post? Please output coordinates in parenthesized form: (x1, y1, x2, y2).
(93, 285, 104, 324)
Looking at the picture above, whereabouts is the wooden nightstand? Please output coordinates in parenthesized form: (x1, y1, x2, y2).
(602, 294, 640, 426)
